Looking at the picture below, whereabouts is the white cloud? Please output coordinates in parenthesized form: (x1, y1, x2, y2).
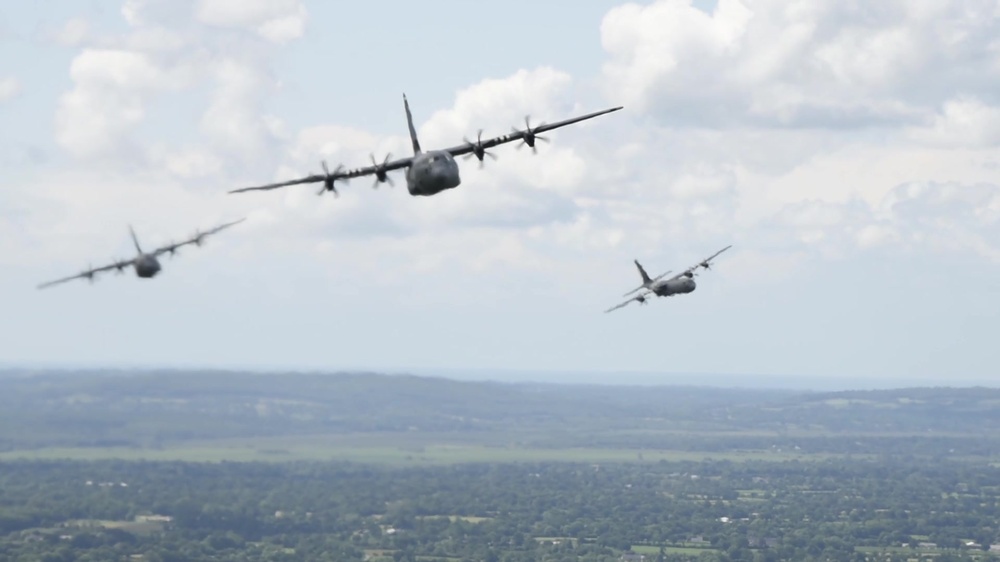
(0, 76, 21, 101)
(121, 0, 193, 28)
(757, 181, 1000, 262)
(147, 146, 224, 179)
(199, 57, 282, 158)
(195, 0, 307, 43)
(54, 49, 189, 157)
(907, 96, 1000, 148)
(600, 0, 1000, 128)
(51, 0, 307, 174)
(855, 224, 900, 249)
(52, 18, 91, 47)
(420, 67, 575, 145)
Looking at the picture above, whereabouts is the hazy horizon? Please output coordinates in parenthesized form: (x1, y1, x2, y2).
(1, 361, 995, 392)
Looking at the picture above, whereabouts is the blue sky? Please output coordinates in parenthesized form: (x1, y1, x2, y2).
(1, 0, 999, 386)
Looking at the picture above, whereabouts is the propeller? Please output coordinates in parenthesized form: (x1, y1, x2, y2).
(636, 294, 648, 305)
(114, 260, 127, 274)
(192, 231, 205, 247)
(318, 160, 347, 196)
(512, 116, 549, 154)
(462, 130, 497, 168)
(369, 153, 394, 188)
(700, 261, 713, 270)
(167, 244, 179, 257)
(85, 265, 95, 283)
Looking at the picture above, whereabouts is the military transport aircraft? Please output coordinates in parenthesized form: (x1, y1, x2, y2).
(36, 218, 246, 290)
(229, 94, 623, 198)
(604, 245, 733, 313)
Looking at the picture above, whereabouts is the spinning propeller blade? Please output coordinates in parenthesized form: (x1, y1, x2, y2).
(513, 116, 550, 154)
(369, 153, 394, 188)
(462, 130, 498, 168)
(318, 160, 347, 196)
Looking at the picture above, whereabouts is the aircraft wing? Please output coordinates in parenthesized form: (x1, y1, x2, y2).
(604, 290, 651, 314)
(441, 106, 624, 159)
(665, 245, 733, 281)
(623, 269, 672, 297)
(229, 157, 414, 194)
(37, 259, 133, 289)
(151, 218, 246, 257)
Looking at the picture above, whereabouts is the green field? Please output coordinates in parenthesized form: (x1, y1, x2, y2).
(0, 436, 855, 465)
(631, 544, 718, 555)
(854, 545, 999, 559)
(416, 515, 493, 523)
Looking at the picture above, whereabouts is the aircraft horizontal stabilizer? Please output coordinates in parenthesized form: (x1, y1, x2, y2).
(623, 285, 646, 297)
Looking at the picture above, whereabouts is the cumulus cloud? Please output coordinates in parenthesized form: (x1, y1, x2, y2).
(907, 96, 1000, 147)
(195, 0, 307, 43)
(0, 76, 20, 101)
(759, 181, 1000, 262)
(600, 0, 1000, 128)
(199, 57, 283, 158)
(146, 146, 224, 178)
(121, 0, 307, 43)
(54, 49, 190, 157)
(420, 67, 576, 145)
(51, 17, 91, 46)
(52, 0, 303, 173)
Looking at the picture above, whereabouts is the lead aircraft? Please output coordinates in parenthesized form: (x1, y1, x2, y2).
(229, 94, 622, 198)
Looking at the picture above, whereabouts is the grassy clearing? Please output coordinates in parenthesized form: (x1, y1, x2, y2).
(631, 545, 717, 555)
(416, 515, 493, 523)
(364, 549, 395, 561)
(60, 519, 166, 536)
(0, 438, 858, 465)
(853, 545, 998, 559)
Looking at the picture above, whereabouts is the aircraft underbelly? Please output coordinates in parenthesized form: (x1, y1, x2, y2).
(408, 170, 461, 196)
(135, 258, 161, 278)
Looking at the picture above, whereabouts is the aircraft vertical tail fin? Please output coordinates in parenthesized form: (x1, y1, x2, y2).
(623, 260, 653, 296)
(403, 93, 421, 155)
(634, 260, 652, 284)
(128, 225, 143, 255)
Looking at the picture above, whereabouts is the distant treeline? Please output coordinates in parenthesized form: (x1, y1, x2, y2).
(0, 370, 997, 457)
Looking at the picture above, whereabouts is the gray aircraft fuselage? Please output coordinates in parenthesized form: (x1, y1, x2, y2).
(405, 150, 461, 196)
(650, 274, 696, 296)
(133, 254, 161, 278)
